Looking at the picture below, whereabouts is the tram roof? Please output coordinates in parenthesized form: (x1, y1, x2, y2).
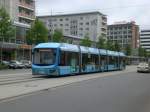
(119, 52, 126, 57)
(34, 43, 61, 49)
(34, 43, 79, 52)
(60, 43, 79, 52)
(34, 43, 125, 56)
(107, 50, 120, 56)
(80, 46, 99, 54)
(99, 49, 107, 55)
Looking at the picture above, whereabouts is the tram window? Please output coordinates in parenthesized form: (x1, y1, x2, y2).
(60, 51, 79, 66)
(89, 54, 99, 65)
(109, 56, 115, 65)
(82, 53, 89, 65)
(33, 49, 56, 65)
(82, 54, 99, 66)
(100, 55, 107, 66)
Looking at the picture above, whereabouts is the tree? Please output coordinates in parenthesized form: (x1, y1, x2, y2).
(125, 44, 132, 56)
(96, 35, 106, 49)
(139, 47, 148, 57)
(26, 19, 48, 45)
(80, 34, 92, 47)
(114, 41, 121, 51)
(144, 49, 148, 57)
(106, 40, 115, 51)
(52, 29, 64, 42)
(0, 7, 15, 42)
(0, 7, 15, 63)
(138, 47, 144, 57)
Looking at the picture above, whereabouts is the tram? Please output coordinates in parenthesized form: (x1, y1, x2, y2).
(32, 43, 126, 76)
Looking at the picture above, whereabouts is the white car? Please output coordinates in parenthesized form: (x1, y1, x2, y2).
(137, 62, 150, 73)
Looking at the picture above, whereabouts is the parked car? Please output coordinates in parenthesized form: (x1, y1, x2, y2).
(137, 62, 150, 73)
(9, 60, 25, 69)
(20, 60, 31, 68)
(2, 61, 10, 66)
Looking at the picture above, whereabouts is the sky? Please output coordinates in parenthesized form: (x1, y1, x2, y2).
(36, 0, 150, 29)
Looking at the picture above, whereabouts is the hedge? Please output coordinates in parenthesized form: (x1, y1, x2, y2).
(0, 64, 8, 70)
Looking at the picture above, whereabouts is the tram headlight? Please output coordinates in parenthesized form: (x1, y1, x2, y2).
(49, 69, 56, 73)
(49, 69, 58, 76)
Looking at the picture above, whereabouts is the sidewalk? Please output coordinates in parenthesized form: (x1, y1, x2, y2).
(0, 66, 136, 102)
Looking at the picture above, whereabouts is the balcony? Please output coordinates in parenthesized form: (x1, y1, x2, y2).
(19, 12, 35, 21)
(18, 0, 35, 11)
(101, 27, 107, 31)
(102, 16, 107, 23)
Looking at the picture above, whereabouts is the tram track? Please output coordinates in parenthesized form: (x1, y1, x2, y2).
(0, 75, 47, 86)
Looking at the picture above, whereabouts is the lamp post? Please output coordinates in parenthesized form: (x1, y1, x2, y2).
(0, 17, 2, 63)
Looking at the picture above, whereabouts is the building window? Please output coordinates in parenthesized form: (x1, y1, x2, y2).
(48, 19, 52, 23)
(80, 23, 83, 25)
(54, 24, 57, 27)
(60, 24, 63, 26)
(65, 29, 69, 31)
(79, 34, 83, 36)
(53, 18, 57, 21)
(65, 24, 69, 26)
(91, 19, 97, 25)
(65, 18, 69, 21)
(86, 28, 89, 31)
(60, 19, 63, 21)
(79, 28, 83, 31)
(80, 17, 83, 20)
(86, 22, 89, 25)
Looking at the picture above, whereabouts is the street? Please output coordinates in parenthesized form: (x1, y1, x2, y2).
(0, 67, 150, 112)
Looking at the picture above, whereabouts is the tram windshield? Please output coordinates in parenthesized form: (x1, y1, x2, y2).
(33, 49, 56, 66)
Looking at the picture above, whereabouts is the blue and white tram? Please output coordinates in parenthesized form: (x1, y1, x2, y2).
(32, 43, 126, 76)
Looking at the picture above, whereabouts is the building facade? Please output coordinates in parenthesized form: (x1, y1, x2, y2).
(107, 21, 139, 49)
(0, 0, 35, 24)
(140, 29, 150, 52)
(38, 11, 107, 42)
(0, 0, 35, 61)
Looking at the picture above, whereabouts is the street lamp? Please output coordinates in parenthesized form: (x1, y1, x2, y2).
(0, 17, 2, 63)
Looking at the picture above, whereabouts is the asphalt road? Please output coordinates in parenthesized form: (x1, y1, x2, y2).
(0, 71, 150, 112)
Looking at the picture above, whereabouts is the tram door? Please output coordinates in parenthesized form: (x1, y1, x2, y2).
(100, 55, 107, 71)
(59, 51, 79, 74)
(70, 53, 78, 73)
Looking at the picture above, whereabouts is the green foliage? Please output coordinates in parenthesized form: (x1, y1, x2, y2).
(106, 40, 115, 50)
(0, 64, 8, 70)
(125, 44, 132, 56)
(147, 52, 150, 57)
(138, 47, 148, 57)
(52, 29, 64, 42)
(114, 41, 121, 51)
(26, 19, 48, 45)
(97, 35, 122, 51)
(11, 51, 16, 60)
(80, 34, 92, 47)
(97, 35, 106, 49)
(0, 7, 15, 41)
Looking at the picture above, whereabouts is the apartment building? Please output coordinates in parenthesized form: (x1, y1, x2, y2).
(140, 30, 150, 52)
(38, 11, 107, 42)
(0, 0, 35, 61)
(0, 0, 35, 24)
(107, 21, 139, 49)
